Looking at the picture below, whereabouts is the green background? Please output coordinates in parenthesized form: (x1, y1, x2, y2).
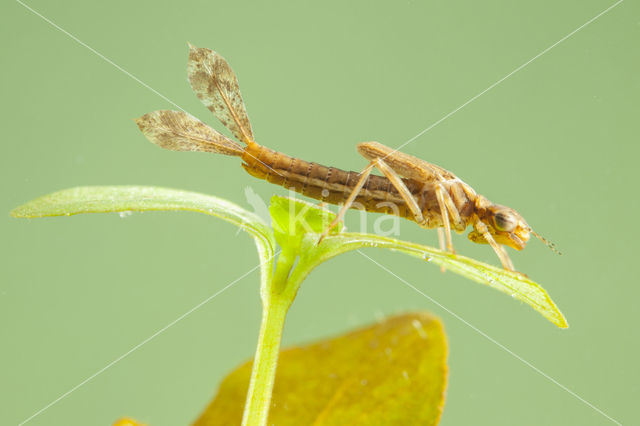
(1, 0, 637, 424)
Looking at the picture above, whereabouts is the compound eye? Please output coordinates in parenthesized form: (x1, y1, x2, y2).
(494, 211, 517, 232)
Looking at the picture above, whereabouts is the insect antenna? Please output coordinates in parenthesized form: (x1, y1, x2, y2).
(530, 229, 562, 255)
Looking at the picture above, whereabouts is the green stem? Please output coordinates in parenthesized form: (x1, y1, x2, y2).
(241, 251, 296, 426)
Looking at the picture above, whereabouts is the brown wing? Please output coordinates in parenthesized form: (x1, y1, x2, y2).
(356, 142, 459, 182)
(135, 110, 243, 156)
(187, 45, 254, 144)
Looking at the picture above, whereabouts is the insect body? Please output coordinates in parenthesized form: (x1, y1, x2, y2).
(136, 45, 555, 272)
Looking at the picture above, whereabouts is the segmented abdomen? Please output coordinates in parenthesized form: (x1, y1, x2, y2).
(241, 142, 476, 231)
(241, 142, 426, 221)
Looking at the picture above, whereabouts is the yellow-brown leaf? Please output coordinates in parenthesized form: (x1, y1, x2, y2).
(195, 312, 448, 426)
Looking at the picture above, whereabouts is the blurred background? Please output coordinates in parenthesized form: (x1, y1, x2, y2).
(1, 0, 637, 424)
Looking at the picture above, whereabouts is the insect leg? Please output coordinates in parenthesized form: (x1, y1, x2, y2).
(371, 158, 426, 225)
(474, 220, 515, 271)
(435, 185, 455, 253)
(373, 158, 457, 273)
(437, 228, 445, 250)
(318, 161, 377, 242)
(319, 157, 428, 243)
(438, 187, 465, 231)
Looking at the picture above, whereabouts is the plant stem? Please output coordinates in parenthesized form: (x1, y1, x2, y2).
(241, 251, 296, 426)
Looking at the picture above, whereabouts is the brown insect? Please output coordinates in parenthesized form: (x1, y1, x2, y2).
(136, 45, 557, 272)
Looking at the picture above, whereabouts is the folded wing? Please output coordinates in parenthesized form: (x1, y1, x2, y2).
(357, 142, 459, 183)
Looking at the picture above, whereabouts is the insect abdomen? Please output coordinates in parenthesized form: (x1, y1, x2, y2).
(241, 142, 418, 220)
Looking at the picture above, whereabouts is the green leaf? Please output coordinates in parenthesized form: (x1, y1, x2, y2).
(271, 196, 567, 328)
(11, 186, 276, 280)
(308, 233, 568, 328)
(268, 196, 341, 252)
(194, 312, 448, 426)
